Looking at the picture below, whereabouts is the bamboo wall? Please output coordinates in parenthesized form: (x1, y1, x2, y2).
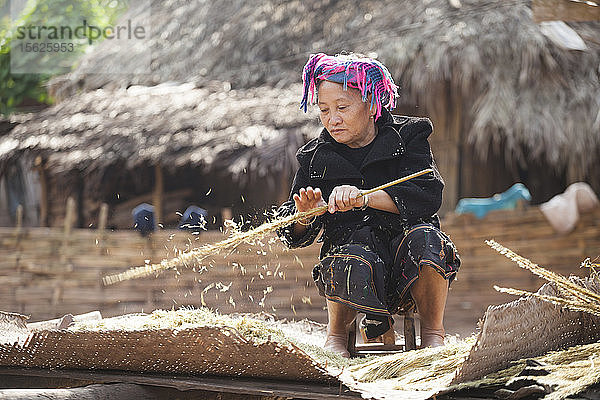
(1, 207, 598, 338)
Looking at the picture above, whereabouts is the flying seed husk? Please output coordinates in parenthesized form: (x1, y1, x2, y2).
(103, 169, 433, 285)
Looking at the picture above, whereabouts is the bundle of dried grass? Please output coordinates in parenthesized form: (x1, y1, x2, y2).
(70, 307, 289, 345)
(348, 336, 476, 389)
(487, 240, 600, 316)
(443, 340, 600, 400)
(534, 341, 600, 400)
(339, 243, 600, 400)
(103, 170, 432, 285)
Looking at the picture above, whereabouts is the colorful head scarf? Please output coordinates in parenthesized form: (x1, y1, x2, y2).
(300, 53, 399, 121)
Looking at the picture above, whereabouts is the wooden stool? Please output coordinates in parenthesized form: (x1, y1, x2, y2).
(347, 309, 417, 356)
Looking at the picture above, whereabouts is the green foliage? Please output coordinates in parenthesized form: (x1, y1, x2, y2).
(0, 0, 129, 116)
(0, 48, 48, 115)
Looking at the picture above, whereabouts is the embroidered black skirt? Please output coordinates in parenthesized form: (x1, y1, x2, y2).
(313, 223, 460, 318)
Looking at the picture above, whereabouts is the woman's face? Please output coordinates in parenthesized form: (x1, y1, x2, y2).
(317, 80, 376, 148)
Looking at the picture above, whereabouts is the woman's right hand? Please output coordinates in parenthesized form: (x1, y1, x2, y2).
(293, 187, 327, 223)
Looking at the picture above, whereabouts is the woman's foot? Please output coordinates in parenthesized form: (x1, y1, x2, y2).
(420, 326, 445, 348)
(410, 265, 449, 349)
(324, 332, 351, 358)
(325, 300, 357, 358)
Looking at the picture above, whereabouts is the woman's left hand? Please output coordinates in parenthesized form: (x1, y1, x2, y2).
(328, 185, 365, 213)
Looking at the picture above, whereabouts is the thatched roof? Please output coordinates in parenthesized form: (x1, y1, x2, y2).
(0, 114, 33, 137)
(50, 0, 600, 174)
(0, 82, 319, 184)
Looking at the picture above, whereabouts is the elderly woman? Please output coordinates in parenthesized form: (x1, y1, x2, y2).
(277, 53, 460, 357)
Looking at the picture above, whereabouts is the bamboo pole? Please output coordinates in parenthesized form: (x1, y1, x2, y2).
(15, 204, 23, 232)
(14, 204, 23, 271)
(221, 207, 232, 228)
(60, 197, 76, 265)
(98, 203, 108, 232)
(97, 203, 109, 255)
(64, 197, 76, 236)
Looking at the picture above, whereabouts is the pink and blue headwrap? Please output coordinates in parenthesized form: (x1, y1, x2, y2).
(300, 53, 399, 121)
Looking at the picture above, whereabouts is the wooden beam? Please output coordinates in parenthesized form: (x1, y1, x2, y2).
(0, 383, 162, 400)
(98, 203, 108, 232)
(14, 205, 23, 270)
(34, 157, 48, 227)
(403, 310, 417, 351)
(63, 197, 76, 236)
(97, 203, 109, 254)
(532, 0, 600, 22)
(0, 368, 362, 400)
(152, 164, 163, 227)
(15, 205, 23, 231)
(59, 197, 76, 266)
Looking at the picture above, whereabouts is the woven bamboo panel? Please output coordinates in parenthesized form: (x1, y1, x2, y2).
(0, 325, 332, 382)
(452, 277, 600, 384)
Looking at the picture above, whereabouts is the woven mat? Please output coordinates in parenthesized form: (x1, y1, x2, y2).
(0, 324, 332, 382)
(1, 277, 598, 392)
(452, 276, 600, 384)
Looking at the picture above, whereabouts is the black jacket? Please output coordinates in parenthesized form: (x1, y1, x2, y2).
(277, 109, 444, 258)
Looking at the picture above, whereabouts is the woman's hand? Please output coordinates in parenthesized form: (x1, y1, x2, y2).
(293, 187, 327, 222)
(328, 185, 365, 213)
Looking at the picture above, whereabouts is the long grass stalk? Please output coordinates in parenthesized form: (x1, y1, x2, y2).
(486, 240, 600, 304)
(494, 286, 600, 317)
(103, 169, 433, 285)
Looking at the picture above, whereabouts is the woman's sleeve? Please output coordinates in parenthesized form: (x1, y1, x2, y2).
(275, 165, 323, 248)
(382, 120, 444, 222)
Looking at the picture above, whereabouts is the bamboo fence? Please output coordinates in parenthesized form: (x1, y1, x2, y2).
(1, 201, 598, 336)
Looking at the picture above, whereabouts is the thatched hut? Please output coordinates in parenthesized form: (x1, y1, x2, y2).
(0, 82, 319, 228)
(51, 0, 600, 214)
(0, 114, 40, 227)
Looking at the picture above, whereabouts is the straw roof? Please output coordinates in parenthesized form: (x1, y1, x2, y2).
(0, 114, 32, 137)
(50, 0, 600, 174)
(0, 82, 319, 185)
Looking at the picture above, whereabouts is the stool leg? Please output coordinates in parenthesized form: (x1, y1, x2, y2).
(347, 319, 357, 356)
(404, 310, 417, 351)
(381, 316, 396, 345)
